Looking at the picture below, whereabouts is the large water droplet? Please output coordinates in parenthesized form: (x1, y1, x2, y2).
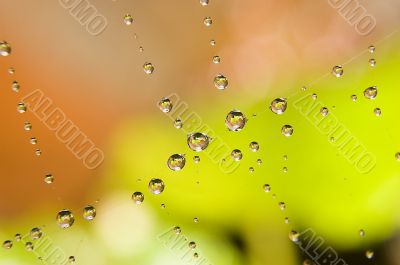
(132, 192, 144, 204)
(148, 179, 165, 195)
(231, 149, 242, 161)
(56, 210, 75, 229)
(270, 98, 287, 114)
(225, 110, 247, 131)
(214, 74, 228, 90)
(187, 132, 210, 151)
(167, 154, 186, 171)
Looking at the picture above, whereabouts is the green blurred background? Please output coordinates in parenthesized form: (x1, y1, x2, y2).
(1, 0, 400, 264)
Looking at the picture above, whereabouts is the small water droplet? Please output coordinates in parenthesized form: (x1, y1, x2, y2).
(8, 67, 15, 74)
(0, 41, 11, 56)
(193, 217, 199, 223)
(83, 205, 96, 221)
(320, 107, 329, 116)
(132, 192, 144, 204)
(2, 240, 13, 249)
(249, 141, 259, 152)
(12, 81, 20, 92)
(365, 250, 374, 259)
(284, 217, 290, 224)
(35, 149, 42, 156)
(281, 125, 294, 137)
(212, 55, 220, 64)
(25, 242, 33, 251)
(368, 45, 375, 53)
(289, 230, 299, 242)
(56, 210, 75, 228)
(263, 184, 271, 192)
(193, 156, 200, 163)
(214, 74, 228, 90)
(158, 97, 173, 113)
(15, 234, 21, 242)
(189, 242, 197, 249)
(24, 122, 32, 131)
(30, 137, 38, 145)
(199, 0, 209, 6)
(139, 46, 144, 52)
(174, 226, 181, 234)
(395, 152, 400, 161)
(283, 167, 288, 173)
(148, 179, 165, 195)
(364, 86, 377, 99)
(311, 93, 317, 100)
(359, 229, 365, 237)
(332, 65, 343, 77)
(369, 58, 376, 67)
(143, 62, 154, 74)
(249, 167, 254, 173)
(279, 202, 286, 210)
(44, 174, 54, 184)
(270, 98, 287, 114)
(123, 14, 133, 25)
(161, 203, 166, 209)
(187, 132, 210, 151)
(167, 154, 186, 171)
(351, 95, 357, 101)
(283, 155, 288, 161)
(374, 108, 381, 116)
(231, 149, 242, 161)
(174, 119, 183, 129)
(204, 17, 212, 27)
(17, 102, 27, 113)
(225, 110, 247, 131)
(30, 227, 42, 240)
(69, 256, 76, 263)
(257, 158, 262, 165)
(210, 39, 216, 46)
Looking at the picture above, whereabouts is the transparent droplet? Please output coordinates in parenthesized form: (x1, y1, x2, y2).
(263, 184, 271, 192)
(249, 167, 254, 173)
(231, 149, 242, 161)
(189, 241, 197, 249)
(0, 41, 11, 56)
(289, 230, 299, 242)
(210, 39, 216, 46)
(2, 240, 13, 250)
(283, 155, 288, 161)
(187, 132, 210, 152)
(257, 158, 262, 165)
(351, 95, 357, 101)
(359, 229, 365, 237)
(283, 167, 288, 173)
(56, 210, 75, 229)
(15, 234, 22, 242)
(369, 58, 376, 67)
(225, 110, 247, 131)
(194, 217, 199, 223)
(12, 81, 20, 92)
(173, 226, 181, 234)
(139, 46, 144, 52)
(303, 259, 315, 265)
(44, 174, 54, 184)
(143, 62, 154, 74)
(123, 14, 133, 25)
(364, 86, 377, 99)
(193, 156, 200, 163)
(284, 217, 290, 224)
(368, 45, 375, 53)
(279, 202, 286, 211)
(83, 205, 96, 221)
(69, 256, 76, 263)
(212, 55, 220, 64)
(30, 137, 38, 145)
(199, 0, 209, 6)
(270, 98, 287, 114)
(194, 253, 199, 258)
(30, 227, 42, 240)
(132, 192, 144, 204)
(332, 65, 343, 77)
(311, 93, 317, 100)
(35, 149, 42, 156)
(365, 250, 374, 259)
(174, 119, 183, 129)
(17, 102, 27, 113)
(25, 242, 33, 251)
(204, 17, 212, 27)
(8, 67, 15, 74)
(374, 108, 381, 116)
(214, 74, 228, 90)
(167, 154, 186, 171)
(281, 125, 294, 137)
(320, 107, 329, 116)
(249, 142, 259, 152)
(395, 152, 400, 161)
(158, 97, 173, 113)
(24, 122, 32, 131)
(148, 179, 165, 195)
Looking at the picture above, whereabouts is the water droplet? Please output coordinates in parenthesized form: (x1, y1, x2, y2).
(365, 250, 374, 259)
(123, 14, 133, 25)
(204, 17, 212, 27)
(158, 97, 173, 113)
(2, 240, 13, 250)
(249, 167, 254, 173)
(12, 81, 20, 92)
(160, 203, 166, 209)
(283, 167, 288, 173)
(132, 192, 144, 204)
(174, 119, 183, 129)
(193, 217, 199, 223)
(167, 154, 186, 171)
(25, 242, 33, 251)
(187, 132, 210, 151)
(270, 98, 287, 114)
(194, 253, 199, 258)
(214, 74, 228, 90)
(359, 229, 365, 237)
(351, 95, 357, 101)
(8, 67, 15, 74)
(225, 110, 247, 131)
(303, 259, 315, 265)
(263, 184, 271, 192)
(24, 122, 32, 131)
(257, 158, 262, 165)
(210, 39, 216, 46)
(189, 242, 197, 249)
(281, 125, 294, 137)
(212, 55, 220, 64)
(311, 93, 317, 100)
(284, 217, 290, 224)
(44, 174, 54, 184)
(395, 152, 400, 161)
(148, 179, 165, 195)
(56, 210, 75, 229)
(231, 149, 243, 161)
(283, 155, 288, 161)
(320, 107, 329, 116)
(173, 226, 181, 234)
(249, 142, 259, 152)
(69, 256, 76, 263)
(83, 205, 96, 221)
(30, 137, 38, 145)
(332, 65, 343, 77)
(17, 102, 27, 113)
(199, 0, 209, 6)
(0, 41, 11, 56)
(364, 86, 377, 99)
(369, 58, 376, 67)
(30, 227, 42, 240)
(15, 234, 21, 242)
(139, 46, 144, 52)
(279, 202, 286, 210)
(368, 45, 375, 53)
(193, 156, 200, 163)
(143, 62, 154, 74)
(35, 149, 42, 156)
(289, 230, 299, 242)
(374, 108, 381, 116)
